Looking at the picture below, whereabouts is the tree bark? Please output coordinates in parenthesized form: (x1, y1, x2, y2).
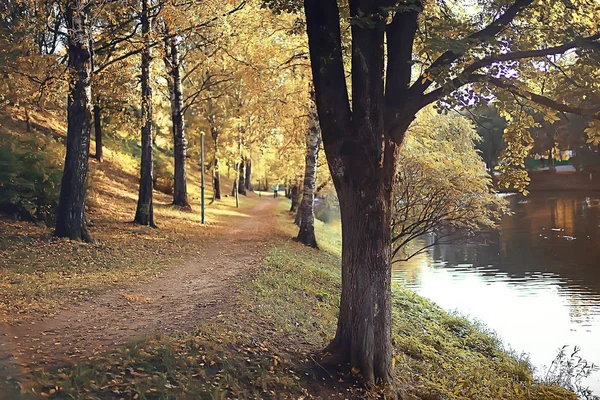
(208, 106, 221, 200)
(164, 34, 189, 207)
(296, 100, 321, 248)
(326, 177, 395, 384)
(244, 158, 252, 191)
(93, 95, 102, 162)
(238, 158, 247, 195)
(134, 0, 155, 227)
(231, 160, 238, 196)
(25, 108, 31, 132)
(213, 157, 221, 200)
(290, 185, 300, 213)
(54, 4, 93, 242)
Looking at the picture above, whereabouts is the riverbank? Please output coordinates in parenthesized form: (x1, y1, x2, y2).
(5, 206, 576, 400)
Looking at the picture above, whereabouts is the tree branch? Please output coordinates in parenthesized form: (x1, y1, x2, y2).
(408, 0, 534, 96)
(461, 33, 600, 76)
(470, 74, 600, 118)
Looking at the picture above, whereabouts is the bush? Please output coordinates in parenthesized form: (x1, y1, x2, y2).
(153, 154, 174, 195)
(0, 132, 63, 223)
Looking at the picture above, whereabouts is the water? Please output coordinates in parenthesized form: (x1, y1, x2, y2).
(392, 193, 600, 395)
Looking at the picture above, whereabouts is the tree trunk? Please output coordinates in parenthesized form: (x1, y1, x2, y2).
(54, 5, 93, 242)
(304, 0, 404, 384)
(548, 146, 556, 172)
(134, 0, 155, 227)
(296, 103, 321, 247)
(231, 160, 238, 196)
(245, 158, 253, 191)
(238, 159, 247, 195)
(290, 185, 300, 213)
(93, 96, 102, 162)
(25, 108, 31, 132)
(213, 158, 221, 200)
(325, 178, 394, 384)
(211, 127, 221, 200)
(165, 35, 189, 207)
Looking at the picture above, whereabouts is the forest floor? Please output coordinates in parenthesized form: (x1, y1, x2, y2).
(0, 196, 282, 371)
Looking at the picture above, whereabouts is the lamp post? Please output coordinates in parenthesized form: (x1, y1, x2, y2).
(200, 131, 205, 224)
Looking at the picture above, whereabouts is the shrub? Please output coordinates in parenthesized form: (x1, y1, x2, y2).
(153, 154, 174, 195)
(0, 132, 63, 223)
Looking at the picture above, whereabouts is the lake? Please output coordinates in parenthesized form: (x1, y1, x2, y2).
(392, 192, 600, 395)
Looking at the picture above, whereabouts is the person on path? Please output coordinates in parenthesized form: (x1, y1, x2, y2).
(273, 184, 279, 198)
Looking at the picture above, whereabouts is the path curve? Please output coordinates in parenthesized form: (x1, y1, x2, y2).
(1, 198, 279, 372)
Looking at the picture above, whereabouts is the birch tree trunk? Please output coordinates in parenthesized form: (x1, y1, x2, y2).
(134, 0, 155, 227)
(55, 4, 93, 242)
(296, 101, 321, 247)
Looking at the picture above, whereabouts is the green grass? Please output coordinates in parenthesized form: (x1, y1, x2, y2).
(16, 205, 577, 399)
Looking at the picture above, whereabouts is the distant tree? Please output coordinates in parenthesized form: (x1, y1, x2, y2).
(469, 104, 507, 174)
(295, 95, 321, 248)
(392, 108, 507, 261)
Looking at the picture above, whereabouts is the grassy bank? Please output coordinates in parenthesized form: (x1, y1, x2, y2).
(11, 207, 575, 400)
(0, 108, 261, 324)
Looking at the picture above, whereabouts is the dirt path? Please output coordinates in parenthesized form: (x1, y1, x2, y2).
(0, 198, 280, 373)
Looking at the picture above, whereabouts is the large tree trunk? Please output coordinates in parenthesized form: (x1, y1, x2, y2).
(245, 158, 252, 191)
(326, 176, 395, 384)
(93, 96, 102, 162)
(55, 5, 93, 242)
(304, 0, 407, 384)
(165, 35, 189, 207)
(134, 0, 155, 227)
(238, 159, 247, 195)
(296, 102, 321, 247)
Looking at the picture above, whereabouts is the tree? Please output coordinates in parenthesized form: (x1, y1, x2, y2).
(244, 157, 253, 191)
(93, 96, 103, 162)
(296, 0, 600, 385)
(295, 95, 320, 248)
(469, 104, 506, 174)
(54, 2, 93, 242)
(133, 0, 155, 226)
(207, 104, 222, 200)
(392, 108, 507, 261)
(163, 32, 189, 207)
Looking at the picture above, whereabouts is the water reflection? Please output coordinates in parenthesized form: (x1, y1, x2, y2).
(393, 193, 600, 394)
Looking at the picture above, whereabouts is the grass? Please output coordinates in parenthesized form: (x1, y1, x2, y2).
(1, 107, 579, 398)
(0, 108, 264, 324)
(8, 209, 576, 399)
